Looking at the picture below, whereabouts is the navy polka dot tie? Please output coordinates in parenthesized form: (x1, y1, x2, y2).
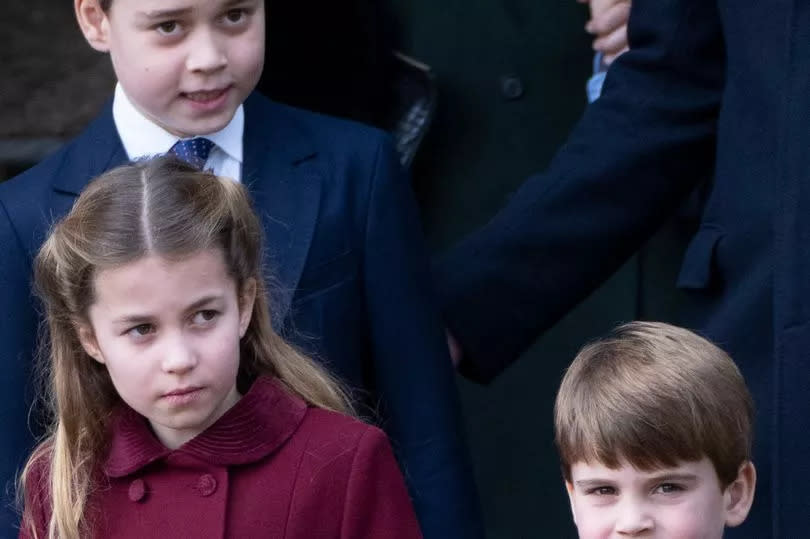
(169, 137, 215, 170)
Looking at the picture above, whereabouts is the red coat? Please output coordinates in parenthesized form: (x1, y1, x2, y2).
(21, 377, 422, 538)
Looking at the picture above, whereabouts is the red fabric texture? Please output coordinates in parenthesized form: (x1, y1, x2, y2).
(20, 377, 422, 538)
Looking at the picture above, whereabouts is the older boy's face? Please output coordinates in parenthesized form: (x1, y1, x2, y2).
(565, 458, 755, 539)
(90, 0, 264, 137)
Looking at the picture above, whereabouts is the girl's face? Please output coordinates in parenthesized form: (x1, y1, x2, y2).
(79, 249, 255, 449)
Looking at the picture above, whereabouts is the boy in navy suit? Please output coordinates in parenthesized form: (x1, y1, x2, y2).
(0, 1, 482, 537)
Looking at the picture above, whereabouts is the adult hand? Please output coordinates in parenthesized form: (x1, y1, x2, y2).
(579, 0, 631, 65)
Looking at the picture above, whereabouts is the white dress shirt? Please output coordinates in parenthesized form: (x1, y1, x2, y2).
(112, 84, 244, 182)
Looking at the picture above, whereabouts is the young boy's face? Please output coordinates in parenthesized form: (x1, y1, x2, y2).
(565, 457, 755, 538)
(76, 0, 265, 137)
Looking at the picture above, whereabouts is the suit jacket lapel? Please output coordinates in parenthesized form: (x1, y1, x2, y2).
(12, 101, 129, 256)
(52, 100, 129, 197)
(242, 94, 322, 326)
(47, 94, 320, 326)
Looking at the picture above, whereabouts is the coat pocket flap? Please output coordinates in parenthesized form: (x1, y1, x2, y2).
(676, 225, 724, 289)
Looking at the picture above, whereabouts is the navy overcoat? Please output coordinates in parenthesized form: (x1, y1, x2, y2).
(435, 0, 810, 536)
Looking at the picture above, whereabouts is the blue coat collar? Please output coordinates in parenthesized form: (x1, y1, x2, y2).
(50, 92, 318, 196)
(49, 92, 322, 323)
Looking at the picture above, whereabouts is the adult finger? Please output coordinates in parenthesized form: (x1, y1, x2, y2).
(586, 1, 630, 36)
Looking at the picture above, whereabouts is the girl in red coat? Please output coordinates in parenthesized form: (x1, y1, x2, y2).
(18, 157, 422, 539)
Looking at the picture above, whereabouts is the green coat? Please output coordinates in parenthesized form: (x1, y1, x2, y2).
(391, 0, 594, 251)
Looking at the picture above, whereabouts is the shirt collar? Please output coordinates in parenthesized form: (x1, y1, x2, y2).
(102, 377, 308, 478)
(111, 83, 244, 163)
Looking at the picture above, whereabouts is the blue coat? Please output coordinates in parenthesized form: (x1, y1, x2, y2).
(0, 93, 482, 538)
(434, 0, 807, 536)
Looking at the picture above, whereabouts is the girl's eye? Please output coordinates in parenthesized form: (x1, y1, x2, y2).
(192, 310, 219, 325)
(587, 486, 617, 496)
(127, 324, 154, 338)
(156, 21, 179, 35)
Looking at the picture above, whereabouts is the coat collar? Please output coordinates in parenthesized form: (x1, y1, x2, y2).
(50, 92, 323, 323)
(102, 377, 308, 478)
(51, 92, 318, 195)
(51, 99, 129, 196)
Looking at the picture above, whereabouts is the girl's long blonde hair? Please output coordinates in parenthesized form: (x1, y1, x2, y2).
(20, 157, 353, 539)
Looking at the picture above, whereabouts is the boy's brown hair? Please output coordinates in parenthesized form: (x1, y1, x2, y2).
(554, 321, 753, 487)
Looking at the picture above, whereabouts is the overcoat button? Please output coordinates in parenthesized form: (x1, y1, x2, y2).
(128, 478, 147, 502)
(500, 74, 525, 100)
(196, 474, 218, 497)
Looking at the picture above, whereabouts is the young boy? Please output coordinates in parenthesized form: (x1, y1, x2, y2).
(554, 322, 756, 538)
(0, 1, 481, 537)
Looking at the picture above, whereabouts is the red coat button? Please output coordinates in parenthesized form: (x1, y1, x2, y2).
(195, 474, 217, 497)
(128, 478, 146, 502)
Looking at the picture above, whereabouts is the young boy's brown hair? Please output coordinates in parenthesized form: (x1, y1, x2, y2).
(555, 321, 754, 487)
(554, 322, 756, 537)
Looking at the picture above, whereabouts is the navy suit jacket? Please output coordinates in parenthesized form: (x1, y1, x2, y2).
(0, 93, 481, 538)
(435, 0, 809, 536)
